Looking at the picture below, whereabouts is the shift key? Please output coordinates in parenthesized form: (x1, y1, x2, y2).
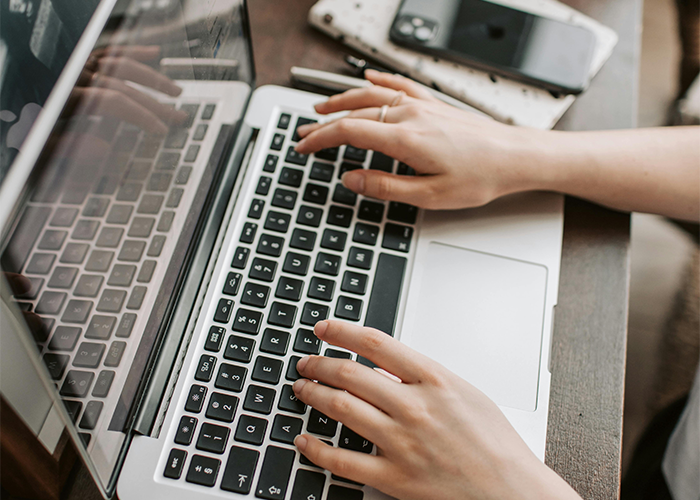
(255, 445, 295, 499)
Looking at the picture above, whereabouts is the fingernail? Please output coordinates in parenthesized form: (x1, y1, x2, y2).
(293, 378, 308, 392)
(342, 171, 365, 194)
(295, 139, 306, 151)
(314, 320, 328, 338)
(294, 435, 308, 451)
(365, 68, 379, 77)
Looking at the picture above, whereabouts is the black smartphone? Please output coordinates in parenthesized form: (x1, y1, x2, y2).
(389, 0, 597, 95)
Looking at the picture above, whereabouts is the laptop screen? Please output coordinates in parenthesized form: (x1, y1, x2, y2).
(0, 0, 254, 496)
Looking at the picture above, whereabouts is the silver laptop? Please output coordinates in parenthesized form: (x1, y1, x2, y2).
(0, 0, 563, 499)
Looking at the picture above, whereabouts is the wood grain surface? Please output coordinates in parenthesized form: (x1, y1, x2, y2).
(61, 0, 637, 498)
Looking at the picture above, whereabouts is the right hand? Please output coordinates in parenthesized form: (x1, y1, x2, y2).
(295, 70, 550, 210)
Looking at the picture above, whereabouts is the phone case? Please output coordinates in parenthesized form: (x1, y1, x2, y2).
(308, 0, 618, 129)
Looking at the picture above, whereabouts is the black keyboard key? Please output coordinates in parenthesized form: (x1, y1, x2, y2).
(286, 356, 303, 381)
(278, 384, 306, 414)
(234, 416, 268, 446)
(224, 335, 255, 363)
(36, 291, 67, 315)
(293, 328, 321, 354)
(353, 223, 379, 246)
(275, 276, 304, 302)
(39, 229, 68, 249)
(278, 113, 291, 129)
(243, 385, 276, 414)
(106, 205, 133, 224)
(308, 276, 335, 302)
(118, 240, 146, 261)
(290, 228, 316, 251)
(264, 211, 291, 233)
(147, 172, 172, 192)
(382, 223, 413, 253)
(85, 250, 113, 272)
(283, 252, 310, 276)
(297, 205, 323, 228)
(249, 198, 265, 219)
(74, 275, 103, 298)
(255, 446, 295, 500)
(115, 313, 137, 338)
(107, 264, 136, 287)
(1, 206, 50, 274)
(256, 176, 272, 195)
(241, 283, 270, 308)
(233, 308, 263, 334)
(264, 154, 279, 173)
(270, 414, 303, 444)
(397, 162, 415, 176)
(369, 151, 394, 172)
(164, 128, 188, 148)
(116, 182, 144, 202)
(270, 133, 284, 151)
(279, 166, 304, 187)
(321, 229, 347, 251)
(291, 470, 326, 500)
(215, 363, 247, 392)
(196, 422, 230, 454)
(335, 296, 363, 321)
(79, 401, 103, 430)
(347, 247, 373, 270)
(175, 415, 198, 445)
(49, 326, 81, 351)
(365, 253, 406, 335)
(163, 449, 187, 480)
(306, 409, 338, 437)
(327, 206, 353, 228)
(96, 227, 124, 248)
(325, 348, 351, 359)
(241, 222, 258, 243)
(272, 188, 297, 210)
(328, 485, 364, 499)
(339, 425, 373, 453)
(184, 144, 200, 163)
(249, 259, 277, 282)
(232, 246, 250, 269)
(43, 353, 69, 379)
(341, 271, 368, 295)
(303, 183, 329, 205)
(344, 146, 367, 163)
(338, 162, 363, 179)
(186, 454, 221, 486)
(60, 370, 94, 398)
(223, 272, 243, 296)
(358, 200, 384, 223)
(261, 328, 290, 356)
(51, 207, 78, 227)
(252, 356, 283, 385)
(60, 244, 89, 264)
(179, 103, 201, 125)
(221, 446, 260, 494)
(293, 117, 317, 141)
(206, 392, 239, 423)
(309, 161, 334, 182)
(301, 302, 329, 325)
(268, 302, 297, 328)
(193, 123, 208, 141)
(332, 184, 357, 206)
(73, 342, 105, 368)
(202, 103, 216, 120)
(47, 266, 78, 289)
(137, 194, 164, 214)
(257, 234, 284, 257)
(63, 400, 82, 423)
(83, 198, 110, 217)
(185, 384, 208, 413)
(104, 341, 126, 367)
(61, 299, 93, 324)
(214, 298, 234, 323)
(92, 370, 115, 397)
(314, 252, 341, 276)
(286, 147, 309, 166)
(387, 202, 418, 224)
(26, 252, 55, 275)
(315, 147, 339, 162)
(195, 354, 217, 382)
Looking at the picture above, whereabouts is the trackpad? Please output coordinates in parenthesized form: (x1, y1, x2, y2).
(406, 243, 548, 411)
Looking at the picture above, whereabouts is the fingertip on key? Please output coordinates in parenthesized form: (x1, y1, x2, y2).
(314, 320, 329, 338)
(294, 434, 308, 451)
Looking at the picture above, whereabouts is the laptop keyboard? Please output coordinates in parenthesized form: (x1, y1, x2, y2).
(163, 113, 418, 499)
(6, 100, 218, 446)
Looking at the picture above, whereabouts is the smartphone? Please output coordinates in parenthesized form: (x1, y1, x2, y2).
(389, 0, 597, 95)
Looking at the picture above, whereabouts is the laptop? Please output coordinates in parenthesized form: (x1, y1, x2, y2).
(0, 0, 563, 499)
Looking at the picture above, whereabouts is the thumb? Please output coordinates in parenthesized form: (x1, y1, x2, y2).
(342, 169, 434, 206)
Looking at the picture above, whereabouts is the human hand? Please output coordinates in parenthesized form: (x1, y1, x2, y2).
(295, 70, 551, 210)
(292, 320, 581, 500)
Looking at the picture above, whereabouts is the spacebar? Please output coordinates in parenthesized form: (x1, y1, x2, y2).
(364, 253, 407, 336)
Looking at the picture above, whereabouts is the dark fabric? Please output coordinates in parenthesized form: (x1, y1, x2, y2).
(621, 396, 690, 500)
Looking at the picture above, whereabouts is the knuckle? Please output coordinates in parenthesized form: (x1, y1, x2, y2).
(328, 392, 351, 415)
(336, 360, 358, 382)
(329, 454, 352, 478)
(372, 175, 395, 200)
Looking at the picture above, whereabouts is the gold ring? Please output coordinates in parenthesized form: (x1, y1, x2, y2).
(378, 104, 389, 123)
(390, 90, 405, 107)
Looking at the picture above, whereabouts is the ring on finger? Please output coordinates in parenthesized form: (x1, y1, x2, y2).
(378, 104, 389, 123)
(390, 90, 406, 107)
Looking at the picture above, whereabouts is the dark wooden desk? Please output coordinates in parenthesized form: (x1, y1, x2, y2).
(64, 1, 638, 498)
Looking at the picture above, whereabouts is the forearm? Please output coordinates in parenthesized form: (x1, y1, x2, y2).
(527, 127, 700, 221)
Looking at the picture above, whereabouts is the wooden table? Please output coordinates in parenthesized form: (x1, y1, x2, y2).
(64, 0, 638, 498)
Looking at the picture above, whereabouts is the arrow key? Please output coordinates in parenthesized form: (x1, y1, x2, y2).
(270, 414, 303, 444)
(290, 469, 326, 500)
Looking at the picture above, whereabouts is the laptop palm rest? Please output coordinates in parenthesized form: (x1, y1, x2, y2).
(405, 242, 548, 412)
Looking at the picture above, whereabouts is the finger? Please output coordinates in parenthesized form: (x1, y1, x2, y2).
(295, 118, 401, 157)
(292, 379, 393, 445)
(314, 320, 435, 384)
(296, 355, 405, 415)
(341, 168, 439, 206)
(315, 86, 414, 114)
(4, 273, 32, 295)
(294, 434, 391, 486)
(97, 56, 182, 96)
(364, 69, 438, 101)
(297, 108, 402, 139)
(91, 45, 161, 62)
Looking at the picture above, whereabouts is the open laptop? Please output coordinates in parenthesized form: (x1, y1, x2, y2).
(0, 0, 563, 499)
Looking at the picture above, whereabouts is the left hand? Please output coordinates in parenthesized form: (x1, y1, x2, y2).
(292, 320, 581, 500)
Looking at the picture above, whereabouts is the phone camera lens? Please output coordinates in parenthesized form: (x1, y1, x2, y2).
(414, 26, 434, 41)
(397, 20, 415, 36)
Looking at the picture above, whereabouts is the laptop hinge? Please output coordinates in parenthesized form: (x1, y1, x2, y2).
(132, 124, 258, 436)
